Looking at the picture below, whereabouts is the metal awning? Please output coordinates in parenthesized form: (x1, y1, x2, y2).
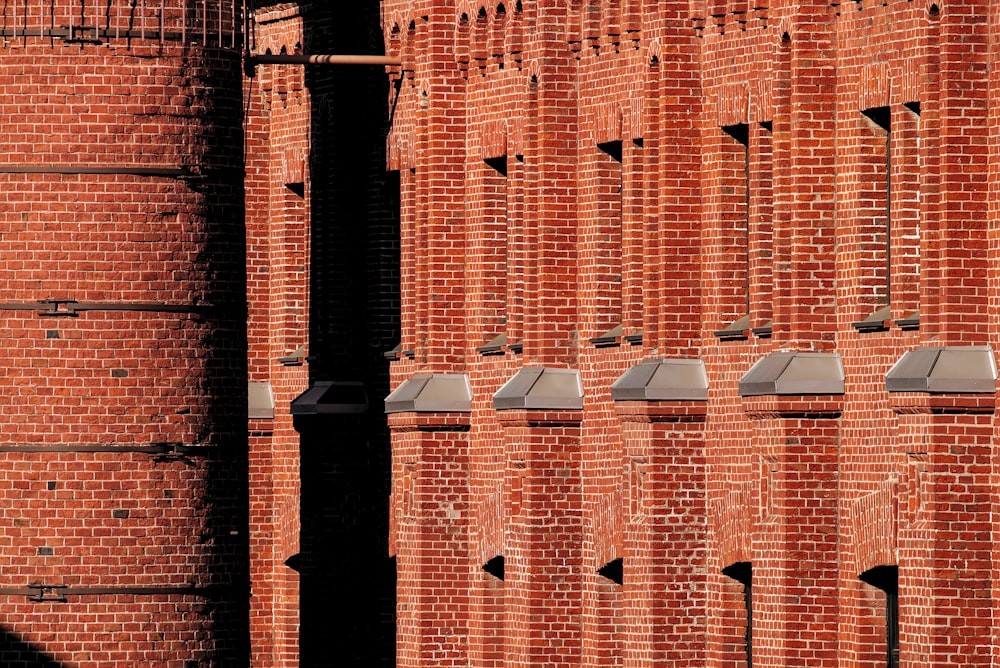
(248, 381, 274, 419)
(611, 358, 709, 401)
(384, 374, 472, 414)
(739, 352, 845, 397)
(493, 367, 584, 410)
(885, 346, 996, 393)
(291, 381, 368, 415)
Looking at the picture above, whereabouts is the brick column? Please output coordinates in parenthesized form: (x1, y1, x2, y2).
(922, 0, 990, 341)
(743, 395, 843, 668)
(522, 5, 578, 365)
(410, 5, 467, 368)
(390, 410, 471, 668)
(615, 400, 707, 668)
(770, 1, 838, 347)
(891, 393, 995, 668)
(497, 407, 583, 668)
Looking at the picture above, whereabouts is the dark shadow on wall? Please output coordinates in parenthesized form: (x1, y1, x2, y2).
(0, 626, 66, 666)
(295, 1, 398, 666)
(193, 45, 252, 665)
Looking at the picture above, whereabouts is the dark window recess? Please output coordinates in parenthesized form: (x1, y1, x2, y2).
(484, 156, 507, 175)
(853, 305, 892, 333)
(724, 122, 750, 320)
(597, 139, 623, 162)
(477, 332, 507, 356)
(590, 323, 622, 348)
(284, 553, 303, 573)
(483, 555, 505, 580)
(860, 565, 899, 668)
(863, 105, 891, 311)
(723, 561, 752, 668)
(597, 557, 623, 585)
(715, 314, 751, 341)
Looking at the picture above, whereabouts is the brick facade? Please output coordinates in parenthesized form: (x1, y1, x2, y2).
(383, 1, 1000, 667)
(247, 2, 397, 666)
(0, 1, 248, 665)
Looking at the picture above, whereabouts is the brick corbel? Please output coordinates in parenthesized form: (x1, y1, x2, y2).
(614, 400, 707, 423)
(742, 394, 844, 420)
(388, 411, 471, 432)
(889, 392, 996, 415)
(494, 408, 582, 428)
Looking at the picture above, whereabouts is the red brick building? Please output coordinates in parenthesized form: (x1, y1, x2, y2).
(0, 1, 249, 665)
(0, 1, 394, 665)
(381, 1, 1000, 667)
(246, 2, 397, 667)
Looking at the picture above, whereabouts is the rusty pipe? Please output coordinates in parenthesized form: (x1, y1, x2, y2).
(249, 53, 401, 66)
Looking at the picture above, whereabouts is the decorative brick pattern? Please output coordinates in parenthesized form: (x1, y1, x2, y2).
(384, 2, 1000, 668)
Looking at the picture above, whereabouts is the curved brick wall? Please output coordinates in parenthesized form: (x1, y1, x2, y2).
(0, 3, 247, 665)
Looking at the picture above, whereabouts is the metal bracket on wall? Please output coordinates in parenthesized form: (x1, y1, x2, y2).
(0, 300, 212, 318)
(150, 442, 199, 462)
(0, 584, 219, 603)
(27, 584, 68, 603)
(36, 299, 80, 317)
(64, 25, 103, 44)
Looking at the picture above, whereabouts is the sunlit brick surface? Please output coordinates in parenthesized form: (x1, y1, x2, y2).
(0, 2, 247, 664)
(384, 1, 1000, 667)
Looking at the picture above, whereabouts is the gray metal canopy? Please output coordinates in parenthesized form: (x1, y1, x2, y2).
(885, 346, 997, 393)
(291, 381, 368, 415)
(493, 367, 584, 410)
(739, 352, 845, 397)
(248, 381, 275, 419)
(384, 374, 472, 414)
(611, 358, 709, 401)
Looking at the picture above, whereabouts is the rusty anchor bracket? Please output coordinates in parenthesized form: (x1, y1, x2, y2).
(63, 25, 103, 44)
(37, 299, 79, 317)
(150, 441, 199, 462)
(28, 584, 68, 603)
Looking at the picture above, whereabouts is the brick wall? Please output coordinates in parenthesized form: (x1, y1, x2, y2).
(0, 1, 248, 664)
(247, 2, 397, 666)
(385, 1, 1000, 667)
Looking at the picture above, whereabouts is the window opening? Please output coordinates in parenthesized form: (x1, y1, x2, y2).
(589, 139, 624, 346)
(854, 106, 891, 332)
(476, 155, 509, 354)
(483, 554, 505, 580)
(860, 565, 899, 668)
(714, 124, 750, 340)
(723, 561, 752, 667)
(750, 121, 773, 337)
(895, 102, 921, 329)
(597, 557, 623, 585)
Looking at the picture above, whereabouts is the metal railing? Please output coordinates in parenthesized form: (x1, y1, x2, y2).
(0, 0, 244, 49)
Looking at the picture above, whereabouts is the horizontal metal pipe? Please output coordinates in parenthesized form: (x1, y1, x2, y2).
(0, 166, 188, 177)
(0, 443, 204, 455)
(0, 585, 217, 599)
(250, 53, 401, 66)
